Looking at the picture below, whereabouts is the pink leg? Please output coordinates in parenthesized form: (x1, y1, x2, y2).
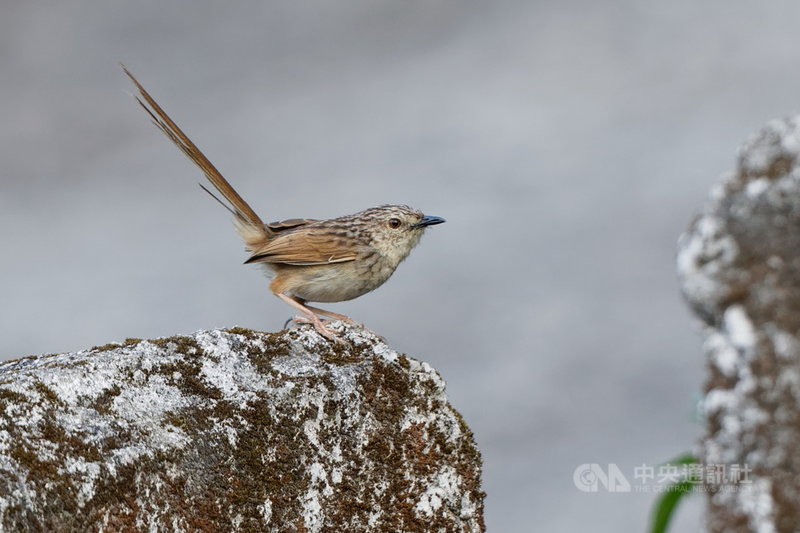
(277, 294, 345, 343)
(304, 303, 385, 341)
(302, 304, 357, 325)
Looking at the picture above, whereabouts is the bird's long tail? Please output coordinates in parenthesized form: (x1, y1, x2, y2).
(122, 65, 272, 249)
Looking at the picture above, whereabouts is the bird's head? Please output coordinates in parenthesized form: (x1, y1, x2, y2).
(352, 205, 445, 266)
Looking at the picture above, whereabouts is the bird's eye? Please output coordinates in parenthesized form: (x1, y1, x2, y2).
(388, 218, 402, 229)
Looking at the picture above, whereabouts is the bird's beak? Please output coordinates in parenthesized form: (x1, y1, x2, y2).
(413, 215, 446, 228)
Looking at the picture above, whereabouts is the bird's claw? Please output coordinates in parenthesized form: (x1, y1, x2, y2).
(291, 315, 347, 344)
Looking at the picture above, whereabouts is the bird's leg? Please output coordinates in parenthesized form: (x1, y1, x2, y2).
(276, 294, 345, 343)
(301, 304, 358, 325)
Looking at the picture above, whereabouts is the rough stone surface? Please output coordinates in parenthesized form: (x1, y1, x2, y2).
(678, 116, 800, 533)
(0, 323, 484, 533)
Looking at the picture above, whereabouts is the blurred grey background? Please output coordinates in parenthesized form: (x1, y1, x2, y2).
(4, 1, 800, 531)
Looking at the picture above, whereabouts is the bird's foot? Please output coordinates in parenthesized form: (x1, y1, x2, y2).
(291, 315, 347, 344)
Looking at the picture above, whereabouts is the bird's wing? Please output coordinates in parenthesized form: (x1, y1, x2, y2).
(266, 218, 320, 232)
(244, 228, 359, 265)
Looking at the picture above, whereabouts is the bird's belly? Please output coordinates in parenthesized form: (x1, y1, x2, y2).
(271, 260, 396, 303)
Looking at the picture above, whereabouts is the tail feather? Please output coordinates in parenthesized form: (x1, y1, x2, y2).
(122, 65, 272, 248)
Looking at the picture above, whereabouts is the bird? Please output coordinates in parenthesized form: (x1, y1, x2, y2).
(123, 66, 445, 343)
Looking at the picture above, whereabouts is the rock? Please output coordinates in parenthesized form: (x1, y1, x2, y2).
(678, 116, 800, 532)
(0, 324, 485, 532)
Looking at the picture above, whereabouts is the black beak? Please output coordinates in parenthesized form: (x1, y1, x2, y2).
(414, 215, 446, 228)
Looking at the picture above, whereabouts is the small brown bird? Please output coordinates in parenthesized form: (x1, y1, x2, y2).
(123, 67, 444, 342)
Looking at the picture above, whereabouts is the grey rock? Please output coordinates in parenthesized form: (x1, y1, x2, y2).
(678, 116, 800, 532)
(0, 324, 485, 532)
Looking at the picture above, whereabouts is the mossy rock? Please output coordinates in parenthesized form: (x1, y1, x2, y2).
(0, 324, 484, 532)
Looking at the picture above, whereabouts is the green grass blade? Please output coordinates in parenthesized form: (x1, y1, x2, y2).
(648, 454, 699, 533)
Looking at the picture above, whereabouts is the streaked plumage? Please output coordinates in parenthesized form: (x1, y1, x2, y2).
(124, 66, 444, 342)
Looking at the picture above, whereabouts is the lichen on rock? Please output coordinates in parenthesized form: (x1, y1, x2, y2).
(679, 116, 800, 532)
(0, 324, 485, 532)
